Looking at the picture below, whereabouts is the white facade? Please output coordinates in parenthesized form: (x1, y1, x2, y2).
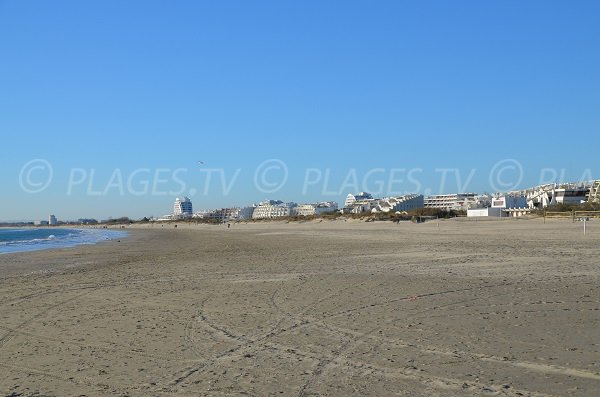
(514, 182, 598, 209)
(467, 207, 503, 218)
(345, 203, 372, 214)
(589, 180, 600, 203)
(468, 195, 529, 218)
(292, 201, 338, 217)
(48, 215, 57, 225)
(424, 193, 478, 211)
(553, 188, 588, 205)
(371, 194, 424, 213)
(207, 206, 255, 222)
(173, 197, 193, 218)
(293, 204, 319, 217)
(252, 200, 296, 219)
(491, 196, 528, 209)
(343, 200, 376, 214)
(503, 208, 531, 217)
(344, 192, 373, 207)
(315, 201, 338, 215)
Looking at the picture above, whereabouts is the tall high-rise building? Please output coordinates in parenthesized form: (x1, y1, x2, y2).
(173, 197, 193, 218)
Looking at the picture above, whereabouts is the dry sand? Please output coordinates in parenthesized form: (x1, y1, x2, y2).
(0, 219, 598, 396)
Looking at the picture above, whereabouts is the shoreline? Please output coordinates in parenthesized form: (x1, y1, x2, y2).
(0, 227, 128, 256)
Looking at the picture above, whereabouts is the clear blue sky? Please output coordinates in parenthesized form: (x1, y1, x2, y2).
(1, 0, 599, 221)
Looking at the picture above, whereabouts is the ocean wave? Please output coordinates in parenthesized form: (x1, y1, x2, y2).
(0, 229, 127, 254)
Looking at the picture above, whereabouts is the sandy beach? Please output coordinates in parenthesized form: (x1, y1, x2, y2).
(0, 219, 598, 396)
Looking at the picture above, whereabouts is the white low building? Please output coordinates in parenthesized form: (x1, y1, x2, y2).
(467, 195, 529, 218)
(467, 207, 503, 217)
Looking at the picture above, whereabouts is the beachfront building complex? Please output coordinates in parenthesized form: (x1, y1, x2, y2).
(49, 215, 57, 225)
(512, 181, 600, 209)
(342, 192, 424, 214)
(371, 194, 424, 213)
(173, 197, 193, 218)
(205, 206, 255, 222)
(252, 200, 297, 219)
(424, 193, 480, 211)
(589, 180, 600, 203)
(292, 201, 339, 217)
(343, 192, 376, 214)
(344, 192, 373, 207)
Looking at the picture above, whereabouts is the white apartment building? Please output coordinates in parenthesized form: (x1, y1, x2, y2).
(237, 206, 256, 220)
(424, 193, 478, 211)
(372, 194, 424, 213)
(173, 197, 193, 218)
(252, 200, 297, 219)
(48, 215, 57, 225)
(292, 201, 338, 217)
(206, 208, 237, 222)
(343, 192, 424, 214)
(513, 181, 599, 209)
(344, 192, 373, 207)
(293, 204, 318, 217)
(315, 201, 338, 215)
(552, 187, 588, 205)
(206, 206, 255, 222)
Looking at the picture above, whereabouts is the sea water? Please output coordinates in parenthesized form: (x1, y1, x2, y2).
(0, 228, 127, 254)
